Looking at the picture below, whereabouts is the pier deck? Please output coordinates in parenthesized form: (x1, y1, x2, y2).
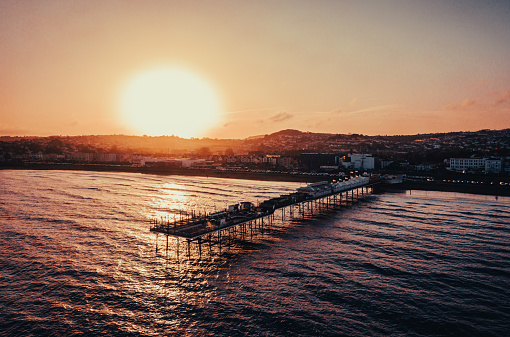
(150, 178, 376, 241)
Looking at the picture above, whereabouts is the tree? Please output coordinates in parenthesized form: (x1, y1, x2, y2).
(196, 147, 211, 157)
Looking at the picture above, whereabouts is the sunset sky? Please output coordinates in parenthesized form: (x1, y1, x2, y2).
(1, 0, 510, 139)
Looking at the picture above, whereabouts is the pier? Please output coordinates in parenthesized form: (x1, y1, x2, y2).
(150, 176, 376, 258)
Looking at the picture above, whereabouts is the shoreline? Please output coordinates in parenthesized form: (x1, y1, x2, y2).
(2, 164, 509, 196)
(375, 181, 510, 197)
(0, 163, 327, 183)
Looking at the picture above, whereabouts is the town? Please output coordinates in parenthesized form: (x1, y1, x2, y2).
(1, 129, 510, 182)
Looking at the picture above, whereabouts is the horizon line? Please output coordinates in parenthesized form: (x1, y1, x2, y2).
(1, 127, 509, 141)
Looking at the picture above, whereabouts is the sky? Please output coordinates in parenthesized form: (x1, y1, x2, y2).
(1, 0, 510, 139)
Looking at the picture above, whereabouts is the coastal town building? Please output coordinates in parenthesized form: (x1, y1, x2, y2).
(263, 155, 295, 169)
(449, 157, 503, 173)
(95, 153, 117, 163)
(68, 152, 92, 162)
(299, 153, 338, 170)
(343, 154, 376, 170)
(485, 158, 503, 173)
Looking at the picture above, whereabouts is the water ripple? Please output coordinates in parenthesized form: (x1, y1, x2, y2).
(0, 170, 509, 336)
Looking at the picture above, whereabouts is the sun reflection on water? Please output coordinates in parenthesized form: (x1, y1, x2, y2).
(147, 182, 195, 220)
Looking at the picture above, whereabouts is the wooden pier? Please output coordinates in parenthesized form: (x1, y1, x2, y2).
(150, 179, 376, 259)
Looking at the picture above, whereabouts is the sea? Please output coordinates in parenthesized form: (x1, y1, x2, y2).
(0, 170, 509, 337)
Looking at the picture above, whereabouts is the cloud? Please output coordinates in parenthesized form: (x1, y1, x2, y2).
(345, 104, 403, 115)
(349, 98, 357, 107)
(496, 91, 510, 104)
(326, 104, 401, 116)
(443, 99, 476, 111)
(222, 107, 287, 115)
(269, 112, 293, 122)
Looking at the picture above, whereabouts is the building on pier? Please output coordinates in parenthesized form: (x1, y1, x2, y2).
(150, 176, 373, 242)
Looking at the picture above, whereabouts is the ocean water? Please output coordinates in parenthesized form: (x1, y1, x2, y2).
(0, 170, 509, 337)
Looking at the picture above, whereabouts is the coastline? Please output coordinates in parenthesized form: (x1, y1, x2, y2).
(375, 180, 510, 197)
(0, 163, 327, 183)
(2, 164, 509, 196)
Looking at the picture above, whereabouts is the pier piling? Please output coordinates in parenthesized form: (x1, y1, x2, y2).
(150, 178, 375, 259)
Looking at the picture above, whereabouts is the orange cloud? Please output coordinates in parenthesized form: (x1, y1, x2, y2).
(443, 99, 476, 111)
(346, 104, 403, 115)
(269, 112, 293, 122)
(496, 91, 510, 104)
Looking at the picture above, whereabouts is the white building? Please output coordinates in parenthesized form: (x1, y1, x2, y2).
(68, 152, 92, 162)
(132, 155, 145, 166)
(485, 158, 503, 173)
(95, 153, 117, 163)
(343, 154, 375, 170)
(178, 158, 206, 168)
(449, 157, 502, 173)
(449, 158, 485, 171)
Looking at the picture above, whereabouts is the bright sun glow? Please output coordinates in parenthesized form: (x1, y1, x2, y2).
(119, 66, 222, 138)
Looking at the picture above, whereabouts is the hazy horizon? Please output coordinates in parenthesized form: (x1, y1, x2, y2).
(3, 126, 510, 142)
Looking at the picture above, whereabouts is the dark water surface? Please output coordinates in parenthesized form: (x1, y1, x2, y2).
(1, 170, 509, 336)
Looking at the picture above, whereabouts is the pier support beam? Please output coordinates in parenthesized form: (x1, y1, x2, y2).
(198, 237, 202, 258)
(176, 238, 180, 260)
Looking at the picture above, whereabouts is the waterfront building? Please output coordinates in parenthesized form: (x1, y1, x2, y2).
(449, 158, 485, 172)
(449, 157, 503, 173)
(343, 154, 375, 170)
(485, 158, 503, 173)
(94, 153, 117, 163)
(299, 153, 338, 170)
(68, 152, 92, 162)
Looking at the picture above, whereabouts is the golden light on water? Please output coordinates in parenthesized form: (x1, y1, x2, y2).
(150, 182, 193, 220)
(119, 66, 222, 138)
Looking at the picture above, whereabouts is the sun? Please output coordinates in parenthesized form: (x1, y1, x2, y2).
(119, 66, 222, 138)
